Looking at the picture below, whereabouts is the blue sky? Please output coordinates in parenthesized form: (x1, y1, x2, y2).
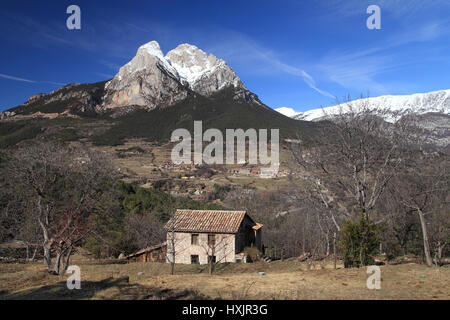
(0, 0, 449, 112)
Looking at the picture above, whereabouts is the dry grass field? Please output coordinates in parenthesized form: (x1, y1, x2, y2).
(1, 256, 448, 300)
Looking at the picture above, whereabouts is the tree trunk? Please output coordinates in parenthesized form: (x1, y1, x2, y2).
(37, 198, 54, 272)
(209, 245, 215, 275)
(169, 222, 176, 275)
(30, 246, 38, 261)
(437, 241, 442, 260)
(333, 233, 337, 269)
(170, 238, 175, 275)
(61, 246, 73, 277)
(53, 250, 62, 275)
(43, 241, 53, 271)
(417, 208, 433, 267)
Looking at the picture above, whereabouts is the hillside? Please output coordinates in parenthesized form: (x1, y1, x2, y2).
(0, 87, 319, 149)
(7, 81, 108, 117)
(0, 40, 321, 147)
(92, 86, 319, 146)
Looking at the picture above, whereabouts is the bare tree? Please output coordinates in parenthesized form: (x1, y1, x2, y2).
(164, 207, 189, 275)
(4, 141, 117, 275)
(287, 97, 423, 266)
(126, 214, 166, 250)
(199, 233, 234, 274)
(392, 152, 449, 266)
(290, 98, 413, 221)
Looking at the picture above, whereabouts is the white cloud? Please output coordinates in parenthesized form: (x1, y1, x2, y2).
(205, 30, 335, 99)
(0, 73, 64, 86)
(0, 73, 36, 83)
(317, 20, 450, 95)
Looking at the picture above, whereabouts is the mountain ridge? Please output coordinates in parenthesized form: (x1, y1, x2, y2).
(2, 40, 261, 118)
(276, 89, 450, 122)
(0, 41, 319, 147)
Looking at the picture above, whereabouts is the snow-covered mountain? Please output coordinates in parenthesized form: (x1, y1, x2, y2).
(166, 43, 243, 96)
(276, 89, 450, 148)
(276, 89, 450, 123)
(274, 107, 301, 118)
(103, 41, 256, 111)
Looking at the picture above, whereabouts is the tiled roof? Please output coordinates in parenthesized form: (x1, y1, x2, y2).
(165, 210, 248, 234)
(126, 242, 167, 258)
(252, 223, 264, 230)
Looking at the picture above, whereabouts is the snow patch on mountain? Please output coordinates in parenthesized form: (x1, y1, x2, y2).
(165, 44, 219, 85)
(139, 41, 180, 78)
(165, 43, 242, 93)
(111, 41, 242, 92)
(274, 107, 301, 118)
(103, 40, 255, 111)
(278, 89, 450, 122)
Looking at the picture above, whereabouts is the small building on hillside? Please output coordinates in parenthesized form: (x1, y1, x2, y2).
(126, 242, 167, 263)
(165, 210, 263, 265)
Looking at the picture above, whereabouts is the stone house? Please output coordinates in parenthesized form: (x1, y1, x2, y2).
(165, 210, 263, 265)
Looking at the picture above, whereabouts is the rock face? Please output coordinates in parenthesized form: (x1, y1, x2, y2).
(25, 93, 47, 105)
(103, 41, 188, 111)
(4, 82, 107, 117)
(0, 111, 16, 119)
(165, 43, 242, 96)
(5, 40, 260, 118)
(413, 113, 450, 148)
(103, 41, 257, 111)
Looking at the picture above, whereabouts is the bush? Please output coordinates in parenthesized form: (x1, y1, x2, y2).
(243, 246, 261, 262)
(339, 215, 382, 268)
(213, 184, 231, 200)
(0, 122, 42, 148)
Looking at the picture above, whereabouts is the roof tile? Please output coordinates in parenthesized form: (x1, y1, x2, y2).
(165, 210, 248, 233)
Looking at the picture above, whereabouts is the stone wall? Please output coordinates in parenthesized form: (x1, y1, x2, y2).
(166, 232, 236, 264)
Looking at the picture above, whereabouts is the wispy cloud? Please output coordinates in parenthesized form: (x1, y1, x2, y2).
(263, 55, 335, 98)
(317, 20, 450, 95)
(0, 73, 35, 83)
(316, 0, 450, 20)
(0, 73, 65, 86)
(205, 30, 335, 99)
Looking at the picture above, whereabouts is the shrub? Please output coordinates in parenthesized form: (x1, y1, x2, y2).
(243, 246, 261, 262)
(213, 184, 231, 200)
(339, 215, 382, 268)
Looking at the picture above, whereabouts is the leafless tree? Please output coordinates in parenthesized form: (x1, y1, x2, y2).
(391, 152, 449, 266)
(4, 141, 117, 275)
(164, 206, 189, 275)
(286, 97, 428, 267)
(126, 214, 165, 250)
(199, 233, 234, 274)
(290, 98, 415, 222)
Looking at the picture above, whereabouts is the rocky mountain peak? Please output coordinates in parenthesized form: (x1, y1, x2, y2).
(165, 43, 243, 96)
(102, 40, 256, 111)
(138, 40, 164, 57)
(165, 44, 226, 84)
(5, 40, 260, 118)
